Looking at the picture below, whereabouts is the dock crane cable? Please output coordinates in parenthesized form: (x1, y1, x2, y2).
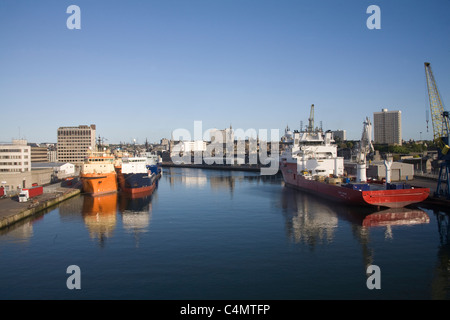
(424, 62, 450, 198)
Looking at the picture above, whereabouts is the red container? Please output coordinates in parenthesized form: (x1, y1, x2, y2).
(25, 186, 43, 198)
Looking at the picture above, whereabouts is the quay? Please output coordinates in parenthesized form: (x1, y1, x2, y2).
(0, 180, 81, 230)
(410, 176, 450, 209)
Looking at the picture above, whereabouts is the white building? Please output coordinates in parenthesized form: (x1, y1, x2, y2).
(171, 141, 207, 155)
(0, 140, 31, 173)
(0, 140, 53, 192)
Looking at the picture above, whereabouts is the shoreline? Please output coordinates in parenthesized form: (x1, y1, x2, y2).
(0, 187, 81, 230)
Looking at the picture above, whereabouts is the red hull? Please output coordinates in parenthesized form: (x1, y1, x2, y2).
(281, 163, 430, 208)
(121, 182, 156, 195)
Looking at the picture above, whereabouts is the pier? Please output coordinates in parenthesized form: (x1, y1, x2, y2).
(0, 181, 81, 230)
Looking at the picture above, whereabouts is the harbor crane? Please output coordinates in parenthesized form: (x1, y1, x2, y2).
(424, 62, 450, 198)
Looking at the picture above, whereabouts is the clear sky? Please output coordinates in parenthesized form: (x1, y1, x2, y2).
(1, 0, 449, 144)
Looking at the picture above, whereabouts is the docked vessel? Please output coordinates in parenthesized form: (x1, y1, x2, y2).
(280, 105, 430, 209)
(117, 156, 157, 195)
(144, 152, 162, 176)
(80, 150, 118, 195)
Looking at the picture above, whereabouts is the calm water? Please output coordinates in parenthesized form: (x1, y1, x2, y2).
(0, 167, 449, 300)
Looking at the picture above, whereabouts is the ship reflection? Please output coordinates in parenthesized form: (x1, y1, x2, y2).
(82, 193, 118, 247)
(280, 187, 431, 247)
(280, 187, 338, 247)
(118, 190, 154, 248)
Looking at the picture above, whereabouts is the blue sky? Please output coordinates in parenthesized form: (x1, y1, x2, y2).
(1, 0, 449, 144)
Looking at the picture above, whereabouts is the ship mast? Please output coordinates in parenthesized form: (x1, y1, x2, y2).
(307, 104, 315, 132)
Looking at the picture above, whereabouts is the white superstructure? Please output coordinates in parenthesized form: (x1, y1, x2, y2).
(281, 104, 344, 177)
(121, 157, 148, 174)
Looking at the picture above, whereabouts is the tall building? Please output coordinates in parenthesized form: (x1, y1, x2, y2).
(57, 124, 96, 164)
(332, 130, 347, 142)
(373, 109, 402, 145)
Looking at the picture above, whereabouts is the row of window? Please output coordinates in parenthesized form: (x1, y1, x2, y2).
(0, 155, 28, 159)
(58, 130, 94, 136)
(0, 149, 28, 153)
(0, 168, 29, 172)
(0, 162, 29, 166)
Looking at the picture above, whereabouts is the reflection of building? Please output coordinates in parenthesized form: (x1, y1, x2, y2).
(119, 193, 154, 247)
(209, 175, 237, 195)
(280, 187, 338, 246)
(166, 167, 208, 187)
(57, 124, 96, 164)
(0, 221, 34, 243)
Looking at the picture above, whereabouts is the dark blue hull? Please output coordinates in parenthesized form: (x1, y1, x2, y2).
(119, 172, 156, 194)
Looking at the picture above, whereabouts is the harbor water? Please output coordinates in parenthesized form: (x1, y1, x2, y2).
(0, 167, 449, 300)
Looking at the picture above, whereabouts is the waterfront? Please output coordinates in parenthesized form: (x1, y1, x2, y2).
(0, 167, 449, 300)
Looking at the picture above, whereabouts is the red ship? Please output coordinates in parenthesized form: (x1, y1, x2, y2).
(280, 106, 429, 209)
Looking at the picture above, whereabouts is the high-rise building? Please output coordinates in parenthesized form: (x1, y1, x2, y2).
(57, 124, 96, 163)
(373, 109, 402, 145)
(332, 130, 347, 142)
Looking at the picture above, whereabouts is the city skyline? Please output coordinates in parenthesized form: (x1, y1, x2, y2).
(1, 0, 450, 144)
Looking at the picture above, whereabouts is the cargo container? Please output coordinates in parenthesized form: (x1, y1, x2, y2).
(19, 186, 43, 202)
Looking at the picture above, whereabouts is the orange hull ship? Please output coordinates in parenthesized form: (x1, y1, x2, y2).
(80, 150, 118, 195)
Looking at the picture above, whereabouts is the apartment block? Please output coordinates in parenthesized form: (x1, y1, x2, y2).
(373, 109, 402, 145)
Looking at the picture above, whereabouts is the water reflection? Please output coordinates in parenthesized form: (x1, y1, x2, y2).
(280, 187, 338, 247)
(280, 186, 432, 248)
(119, 191, 154, 248)
(82, 193, 118, 247)
(166, 167, 207, 187)
(0, 221, 34, 243)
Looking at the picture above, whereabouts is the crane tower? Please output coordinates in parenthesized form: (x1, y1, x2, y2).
(424, 62, 450, 198)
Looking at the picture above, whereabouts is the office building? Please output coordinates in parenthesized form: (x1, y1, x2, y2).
(57, 124, 96, 164)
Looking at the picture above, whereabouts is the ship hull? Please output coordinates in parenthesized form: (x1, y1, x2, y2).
(118, 172, 156, 195)
(81, 172, 118, 195)
(281, 163, 429, 209)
